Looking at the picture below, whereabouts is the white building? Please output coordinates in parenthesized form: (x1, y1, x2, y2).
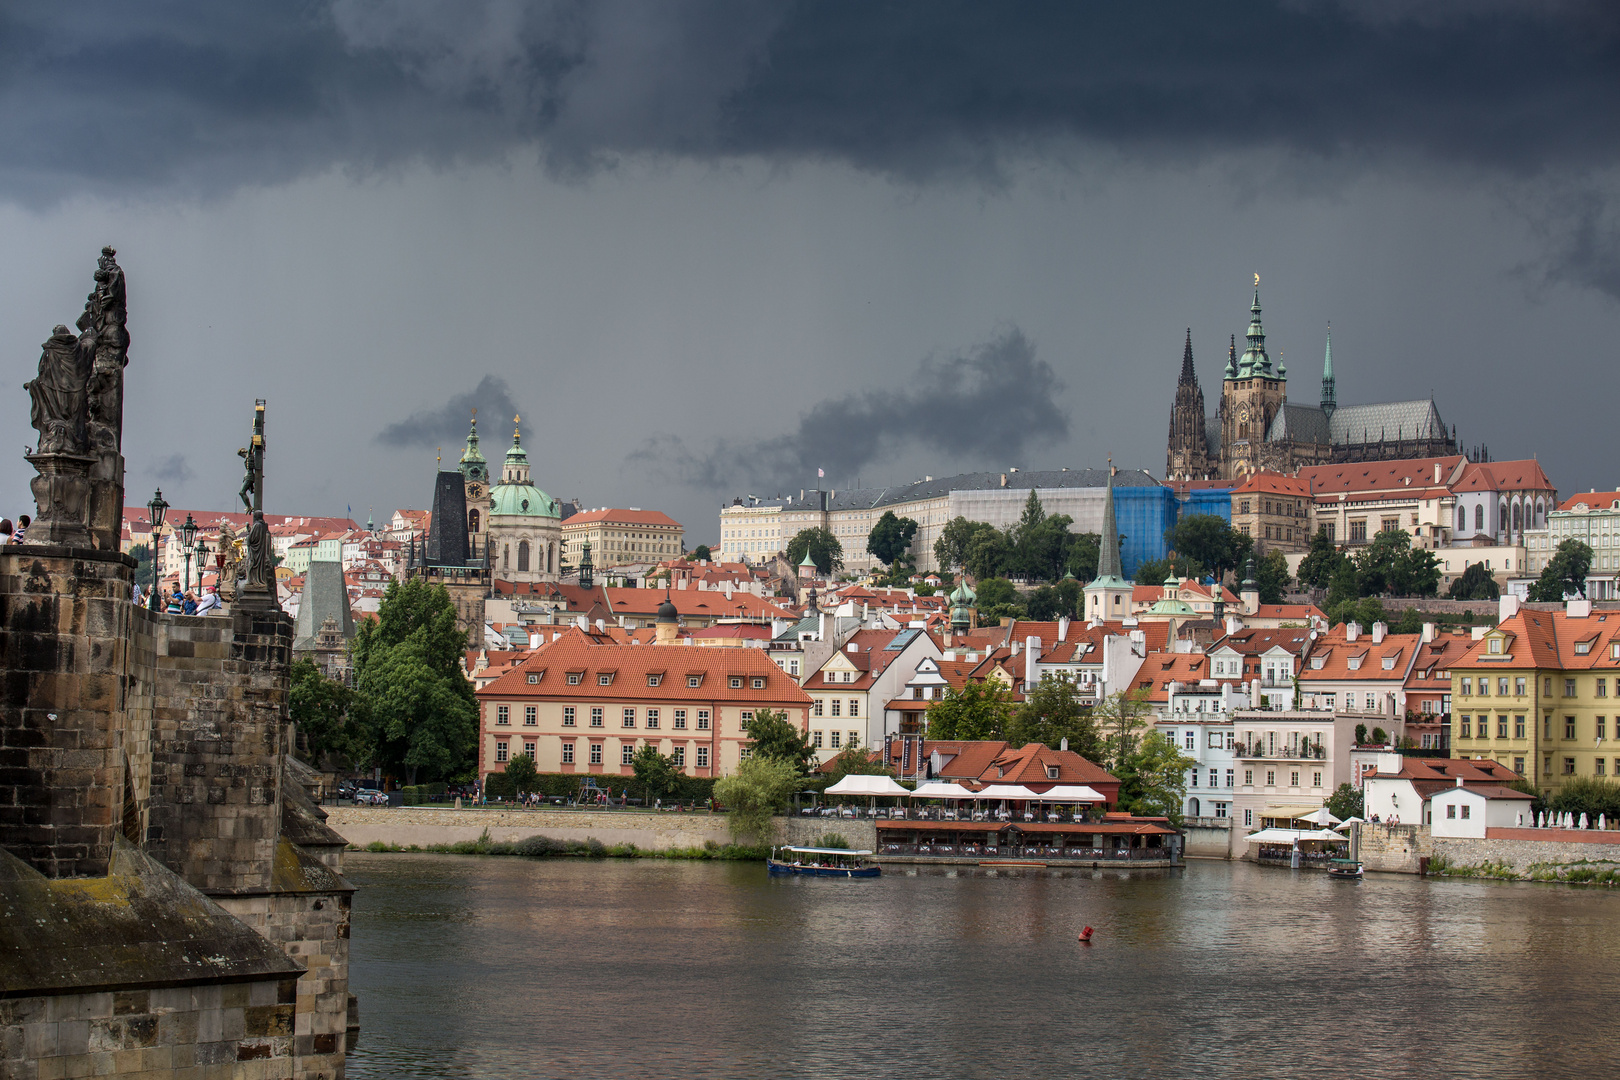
(1230, 709, 1355, 835)
(1360, 753, 1533, 832)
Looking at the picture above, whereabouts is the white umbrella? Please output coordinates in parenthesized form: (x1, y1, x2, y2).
(1306, 807, 1343, 827)
(908, 781, 978, 800)
(824, 774, 912, 797)
(1332, 816, 1366, 831)
(1033, 785, 1107, 803)
(975, 784, 1042, 801)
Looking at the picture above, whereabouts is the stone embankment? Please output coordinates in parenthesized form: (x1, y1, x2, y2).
(326, 806, 880, 852)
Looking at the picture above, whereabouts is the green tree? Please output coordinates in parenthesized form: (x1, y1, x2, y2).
(1015, 513, 1077, 582)
(1165, 514, 1253, 582)
(504, 753, 539, 798)
(1325, 782, 1364, 821)
(1350, 529, 1441, 598)
(632, 744, 682, 804)
(786, 528, 844, 575)
(1093, 688, 1154, 770)
(1006, 676, 1104, 758)
(289, 659, 362, 766)
(934, 516, 996, 573)
(744, 706, 816, 774)
(1025, 585, 1062, 620)
(1326, 556, 1361, 611)
(1327, 594, 1387, 631)
(866, 510, 920, 567)
(714, 756, 799, 844)
(925, 682, 1014, 741)
(1254, 549, 1292, 606)
(965, 528, 1013, 582)
(1447, 562, 1500, 601)
(822, 741, 888, 786)
(1114, 731, 1195, 822)
(691, 544, 712, 562)
(1133, 553, 1204, 587)
(1295, 528, 1343, 590)
(351, 578, 478, 785)
(128, 543, 154, 588)
(1390, 607, 1424, 635)
(1529, 539, 1594, 601)
(1065, 533, 1101, 582)
(972, 576, 1025, 623)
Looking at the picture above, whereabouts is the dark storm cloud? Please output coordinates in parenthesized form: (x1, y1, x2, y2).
(629, 327, 1066, 491)
(375, 375, 526, 449)
(149, 454, 194, 484)
(4, 2, 1620, 289)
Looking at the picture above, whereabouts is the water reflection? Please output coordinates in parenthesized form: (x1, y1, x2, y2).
(347, 854, 1619, 1079)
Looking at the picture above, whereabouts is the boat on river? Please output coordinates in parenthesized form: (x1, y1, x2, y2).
(767, 846, 881, 877)
(1327, 858, 1364, 880)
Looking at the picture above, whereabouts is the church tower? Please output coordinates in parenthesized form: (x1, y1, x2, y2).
(1320, 323, 1336, 420)
(459, 411, 491, 565)
(1084, 463, 1134, 624)
(1166, 329, 1214, 481)
(1219, 278, 1288, 480)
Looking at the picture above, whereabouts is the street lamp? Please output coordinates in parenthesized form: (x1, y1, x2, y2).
(178, 513, 198, 593)
(147, 488, 169, 607)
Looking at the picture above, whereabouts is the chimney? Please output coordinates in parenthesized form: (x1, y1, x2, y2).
(1421, 622, 1436, 642)
(1434, 463, 1442, 484)
(1568, 598, 1593, 618)
(595, 618, 605, 633)
(1371, 621, 1386, 644)
(1346, 621, 1360, 643)
(1025, 635, 1041, 685)
(1456, 775, 1464, 787)
(1225, 614, 1242, 636)
(1058, 615, 1071, 641)
(1060, 737, 1069, 752)
(1499, 594, 1520, 621)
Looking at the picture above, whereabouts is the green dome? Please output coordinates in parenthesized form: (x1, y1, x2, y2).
(490, 482, 560, 518)
(950, 580, 976, 604)
(1147, 597, 1198, 616)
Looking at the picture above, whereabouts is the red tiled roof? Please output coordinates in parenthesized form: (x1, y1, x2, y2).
(1299, 628, 1420, 682)
(1297, 456, 1464, 496)
(1558, 491, 1620, 512)
(1455, 609, 1620, 671)
(563, 508, 683, 528)
(1450, 459, 1554, 494)
(1231, 471, 1312, 497)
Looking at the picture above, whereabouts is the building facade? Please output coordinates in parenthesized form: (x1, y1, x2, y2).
(563, 508, 684, 570)
(1230, 471, 1312, 553)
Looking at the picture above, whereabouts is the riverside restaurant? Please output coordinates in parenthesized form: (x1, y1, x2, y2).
(875, 813, 1182, 866)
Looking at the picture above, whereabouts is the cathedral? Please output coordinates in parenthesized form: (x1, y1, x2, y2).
(1166, 282, 1458, 481)
(458, 412, 563, 583)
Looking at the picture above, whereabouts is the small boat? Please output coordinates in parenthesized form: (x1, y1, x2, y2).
(767, 846, 881, 878)
(1327, 858, 1364, 880)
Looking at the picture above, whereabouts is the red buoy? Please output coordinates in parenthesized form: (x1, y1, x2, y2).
(1078, 926, 1094, 942)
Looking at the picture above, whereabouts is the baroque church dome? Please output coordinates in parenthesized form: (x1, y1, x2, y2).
(490, 422, 561, 519)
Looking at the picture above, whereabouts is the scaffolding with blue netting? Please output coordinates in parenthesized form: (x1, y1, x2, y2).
(1181, 488, 1235, 523)
(1112, 485, 1180, 580)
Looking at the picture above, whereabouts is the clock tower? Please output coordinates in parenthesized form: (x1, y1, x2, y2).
(459, 411, 492, 564)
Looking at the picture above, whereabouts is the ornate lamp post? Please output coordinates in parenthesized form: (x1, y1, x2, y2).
(178, 513, 198, 593)
(147, 489, 169, 610)
(194, 539, 210, 592)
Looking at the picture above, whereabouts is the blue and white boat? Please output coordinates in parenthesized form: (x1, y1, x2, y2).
(767, 846, 881, 877)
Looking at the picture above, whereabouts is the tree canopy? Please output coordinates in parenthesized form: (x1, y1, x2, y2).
(1352, 529, 1440, 597)
(972, 577, 1025, 623)
(821, 742, 889, 787)
(1133, 553, 1204, 587)
(1006, 676, 1104, 759)
(866, 510, 919, 567)
(352, 578, 478, 786)
(691, 544, 712, 562)
(934, 516, 995, 574)
(1326, 782, 1364, 821)
(1254, 549, 1292, 605)
(714, 756, 799, 844)
(289, 659, 362, 767)
(503, 753, 539, 797)
(1447, 561, 1500, 601)
(1164, 514, 1253, 582)
(744, 706, 816, 774)
(1295, 528, 1343, 590)
(786, 528, 844, 575)
(631, 745, 682, 802)
(934, 501, 1092, 585)
(926, 682, 1014, 741)
(1093, 689, 1154, 771)
(1528, 539, 1593, 601)
(1113, 731, 1196, 822)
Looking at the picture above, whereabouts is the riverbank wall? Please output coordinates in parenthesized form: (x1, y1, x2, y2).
(324, 806, 880, 852)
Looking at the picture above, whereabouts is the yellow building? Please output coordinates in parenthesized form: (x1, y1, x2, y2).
(562, 508, 684, 569)
(1450, 600, 1620, 794)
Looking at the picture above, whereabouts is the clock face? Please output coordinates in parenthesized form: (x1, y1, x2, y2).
(468, 484, 482, 497)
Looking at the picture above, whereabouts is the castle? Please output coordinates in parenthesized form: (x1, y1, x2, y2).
(1167, 282, 1458, 481)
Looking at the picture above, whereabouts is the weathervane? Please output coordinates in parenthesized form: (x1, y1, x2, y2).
(1254, 272, 1260, 287)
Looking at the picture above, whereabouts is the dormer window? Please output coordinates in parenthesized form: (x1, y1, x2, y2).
(527, 673, 539, 684)
(1489, 639, 1502, 655)
(648, 674, 662, 687)
(752, 677, 765, 689)
(1311, 656, 1325, 670)
(688, 674, 702, 688)
(730, 677, 743, 689)
(567, 672, 583, 685)
(1382, 656, 1395, 670)
(1046, 765, 1059, 780)
(598, 673, 613, 685)
(1575, 640, 1593, 656)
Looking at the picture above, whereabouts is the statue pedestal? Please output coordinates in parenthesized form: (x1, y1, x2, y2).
(232, 585, 281, 614)
(24, 452, 95, 548)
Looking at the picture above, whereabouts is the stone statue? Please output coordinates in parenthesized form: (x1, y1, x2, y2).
(216, 520, 243, 602)
(83, 246, 128, 455)
(244, 511, 273, 591)
(26, 325, 90, 456)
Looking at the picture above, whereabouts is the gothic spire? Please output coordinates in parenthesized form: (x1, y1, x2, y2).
(1320, 322, 1337, 418)
(1096, 461, 1122, 582)
(1224, 334, 1237, 380)
(1238, 276, 1274, 378)
(1179, 328, 1196, 385)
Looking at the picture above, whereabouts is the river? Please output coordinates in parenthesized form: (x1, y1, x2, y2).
(345, 853, 1619, 1079)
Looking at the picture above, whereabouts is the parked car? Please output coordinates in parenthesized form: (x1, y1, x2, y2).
(353, 788, 388, 806)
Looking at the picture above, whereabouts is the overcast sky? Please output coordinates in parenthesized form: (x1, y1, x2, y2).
(2, 2, 1617, 544)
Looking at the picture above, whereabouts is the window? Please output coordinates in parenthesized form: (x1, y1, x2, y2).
(1461, 678, 1471, 696)
(1244, 769, 1254, 785)
(1545, 715, 1552, 738)
(1290, 771, 1300, 787)
(1184, 731, 1196, 750)
(1515, 677, 1526, 696)
(829, 731, 842, 749)
(1564, 757, 1576, 775)
(1350, 520, 1367, 543)
(1514, 715, 1525, 739)
(1488, 639, 1502, 655)
(730, 677, 743, 689)
(1598, 759, 1608, 776)
(1446, 804, 1456, 819)
(849, 699, 859, 717)
(646, 708, 659, 730)
(1514, 757, 1525, 775)
(562, 742, 575, 765)
(697, 710, 710, 730)
(589, 742, 603, 765)
(688, 675, 702, 688)
(789, 660, 799, 677)
(849, 731, 859, 748)
(1312, 772, 1322, 787)
(1244, 808, 1253, 827)
(1498, 716, 1508, 739)
(696, 747, 709, 768)
(563, 707, 576, 727)
(1599, 679, 1609, 698)
(1600, 717, 1609, 740)
(1266, 770, 1276, 786)
(1208, 768, 1218, 788)
(598, 674, 614, 686)
(621, 744, 635, 766)
(497, 705, 510, 725)
(813, 699, 824, 717)
(495, 740, 509, 762)
(525, 705, 537, 726)
(673, 709, 687, 730)
(811, 731, 823, 748)
(1566, 678, 1578, 697)
(831, 700, 841, 717)
(648, 674, 662, 687)
(1190, 770, 1198, 788)
(623, 708, 636, 728)
(1545, 755, 1553, 774)
(752, 677, 765, 690)
(524, 740, 536, 759)
(1566, 717, 1577, 739)
(590, 707, 604, 728)
(567, 673, 582, 685)
(527, 673, 539, 685)
(672, 747, 685, 767)
(739, 710, 754, 731)
(1498, 678, 1509, 697)
(1460, 716, 1471, 738)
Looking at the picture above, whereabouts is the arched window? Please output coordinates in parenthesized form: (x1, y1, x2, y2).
(1512, 502, 1522, 533)
(468, 509, 480, 535)
(1498, 501, 1508, 533)
(503, 543, 510, 570)
(1536, 499, 1546, 527)
(1475, 505, 1484, 531)
(1188, 797, 1200, 818)
(548, 542, 555, 574)
(1456, 507, 1466, 533)
(518, 540, 530, 572)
